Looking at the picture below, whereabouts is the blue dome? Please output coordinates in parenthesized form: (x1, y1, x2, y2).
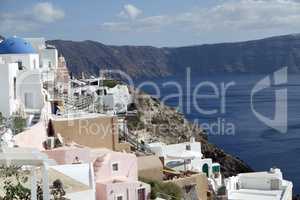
(0, 36, 36, 54)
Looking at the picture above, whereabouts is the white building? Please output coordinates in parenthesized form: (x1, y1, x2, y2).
(0, 36, 64, 119)
(147, 138, 222, 190)
(0, 36, 44, 118)
(17, 70, 44, 111)
(25, 38, 58, 71)
(70, 78, 132, 114)
(25, 38, 59, 87)
(0, 147, 96, 200)
(0, 60, 19, 117)
(0, 48, 39, 71)
(107, 84, 132, 113)
(226, 168, 293, 200)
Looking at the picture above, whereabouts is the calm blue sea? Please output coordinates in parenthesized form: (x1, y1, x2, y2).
(135, 73, 300, 193)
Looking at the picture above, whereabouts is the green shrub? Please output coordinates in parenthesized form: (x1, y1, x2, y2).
(12, 116, 26, 134)
(0, 113, 26, 134)
(0, 165, 30, 200)
(217, 186, 227, 195)
(140, 178, 182, 200)
(0, 112, 4, 125)
(3, 181, 31, 200)
(127, 112, 145, 130)
(103, 80, 120, 88)
(0, 166, 69, 200)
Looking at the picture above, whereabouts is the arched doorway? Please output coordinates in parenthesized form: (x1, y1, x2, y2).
(202, 163, 209, 177)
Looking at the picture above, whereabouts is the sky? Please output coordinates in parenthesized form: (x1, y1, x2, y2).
(1, 0, 300, 47)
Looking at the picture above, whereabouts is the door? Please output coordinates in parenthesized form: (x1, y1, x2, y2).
(137, 188, 145, 200)
(202, 163, 209, 177)
(24, 92, 34, 109)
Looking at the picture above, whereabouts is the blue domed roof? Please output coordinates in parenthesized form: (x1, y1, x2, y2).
(0, 36, 36, 54)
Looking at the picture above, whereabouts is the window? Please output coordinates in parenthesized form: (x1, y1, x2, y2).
(137, 188, 146, 200)
(96, 89, 101, 95)
(90, 81, 98, 86)
(112, 163, 119, 171)
(116, 195, 123, 200)
(33, 59, 36, 69)
(13, 77, 16, 99)
(17, 61, 23, 70)
(271, 179, 280, 190)
(24, 93, 34, 108)
(186, 144, 191, 150)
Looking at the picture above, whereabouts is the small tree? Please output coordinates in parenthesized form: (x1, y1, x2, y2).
(37, 179, 69, 200)
(0, 112, 4, 124)
(12, 116, 27, 134)
(103, 80, 120, 88)
(47, 119, 55, 137)
(140, 178, 182, 200)
(51, 179, 68, 200)
(0, 166, 69, 200)
(217, 186, 227, 196)
(0, 165, 30, 200)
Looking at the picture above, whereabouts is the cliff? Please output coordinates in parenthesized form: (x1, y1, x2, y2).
(47, 34, 300, 78)
(128, 89, 252, 177)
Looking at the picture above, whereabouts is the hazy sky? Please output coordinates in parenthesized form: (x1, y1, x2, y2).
(1, 0, 300, 47)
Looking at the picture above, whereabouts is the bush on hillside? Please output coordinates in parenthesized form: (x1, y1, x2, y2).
(103, 80, 120, 88)
(140, 177, 182, 200)
(12, 116, 26, 134)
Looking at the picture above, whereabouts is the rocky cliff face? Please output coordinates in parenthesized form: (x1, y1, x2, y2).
(47, 34, 300, 79)
(47, 40, 170, 78)
(128, 89, 252, 177)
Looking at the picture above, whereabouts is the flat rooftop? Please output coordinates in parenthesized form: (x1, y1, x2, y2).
(238, 171, 280, 178)
(52, 112, 114, 121)
(228, 189, 283, 200)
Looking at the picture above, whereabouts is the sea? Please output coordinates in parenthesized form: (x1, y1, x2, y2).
(135, 73, 300, 193)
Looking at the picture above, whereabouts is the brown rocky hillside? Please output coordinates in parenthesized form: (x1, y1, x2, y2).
(128, 88, 252, 177)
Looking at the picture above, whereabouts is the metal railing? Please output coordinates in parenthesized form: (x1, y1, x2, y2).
(58, 94, 95, 114)
(120, 129, 153, 154)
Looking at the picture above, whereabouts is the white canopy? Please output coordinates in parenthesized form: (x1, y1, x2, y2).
(0, 147, 55, 166)
(166, 150, 201, 160)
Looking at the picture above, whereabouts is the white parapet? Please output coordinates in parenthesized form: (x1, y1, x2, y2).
(225, 167, 293, 200)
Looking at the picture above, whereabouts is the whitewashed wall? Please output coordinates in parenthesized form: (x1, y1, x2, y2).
(0, 63, 18, 117)
(0, 54, 39, 70)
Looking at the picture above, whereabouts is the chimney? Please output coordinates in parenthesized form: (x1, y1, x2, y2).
(190, 137, 195, 143)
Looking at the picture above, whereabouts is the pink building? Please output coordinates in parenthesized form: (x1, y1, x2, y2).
(43, 146, 151, 200)
(43, 145, 91, 164)
(92, 149, 150, 200)
(14, 122, 48, 150)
